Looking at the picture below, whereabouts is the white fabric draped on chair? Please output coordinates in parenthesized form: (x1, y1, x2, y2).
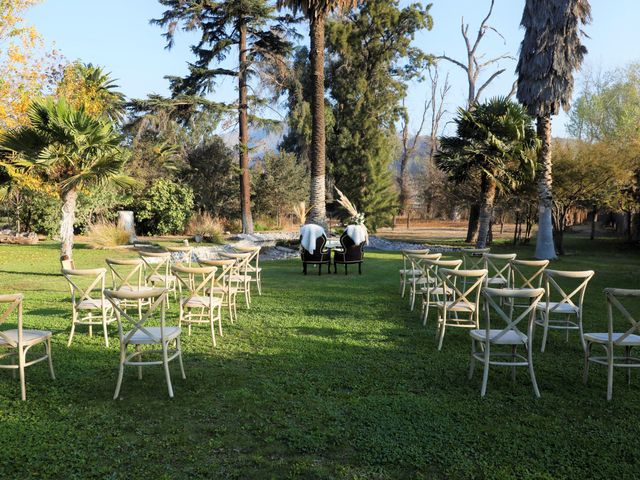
(300, 224, 326, 254)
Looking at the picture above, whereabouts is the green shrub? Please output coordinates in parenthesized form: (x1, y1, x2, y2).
(86, 222, 130, 248)
(134, 179, 194, 235)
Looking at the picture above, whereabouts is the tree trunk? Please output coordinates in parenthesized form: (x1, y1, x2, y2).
(238, 20, 254, 234)
(307, 14, 327, 227)
(534, 115, 557, 259)
(60, 189, 77, 260)
(590, 205, 597, 240)
(465, 202, 480, 243)
(476, 173, 496, 249)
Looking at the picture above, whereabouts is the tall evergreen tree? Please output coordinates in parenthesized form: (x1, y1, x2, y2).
(326, 0, 432, 229)
(516, 0, 591, 259)
(153, 0, 291, 234)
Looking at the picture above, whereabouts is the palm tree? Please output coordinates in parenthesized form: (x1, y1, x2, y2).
(276, 0, 359, 227)
(516, 0, 591, 259)
(0, 99, 134, 259)
(436, 98, 538, 248)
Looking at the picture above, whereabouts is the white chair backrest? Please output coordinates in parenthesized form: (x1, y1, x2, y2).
(543, 269, 595, 313)
(483, 253, 517, 284)
(172, 264, 218, 304)
(232, 245, 260, 270)
(220, 251, 252, 275)
(482, 287, 545, 343)
(604, 288, 640, 345)
(61, 268, 107, 308)
(438, 268, 488, 312)
(138, 250, 172, 283)
(199, 259, 236, 289)
(402, 248, 429, 272)
(105, 288, 168, 344)
(106, 258, 146, 291)
(0, 293, 24, 347)
(424, 259, 462, 287)
(462, 248, 490, 270)
(408, 252, 442, 275)
(510, 259, 549, 289)
(165, 245, 193, 267)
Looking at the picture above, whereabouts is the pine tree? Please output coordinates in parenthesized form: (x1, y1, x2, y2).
(153, 0, 291, 234)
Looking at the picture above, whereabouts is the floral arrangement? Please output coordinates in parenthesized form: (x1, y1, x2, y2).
(334, 186, 365, 226)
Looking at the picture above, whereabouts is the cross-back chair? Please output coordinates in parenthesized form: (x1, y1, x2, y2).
(172, 264, 222, 348)
(139, 250, 177, 304)
(220, 251, 253, 307)
(0, 294, 55, 400)
(435, 268, 487, 351)
(508, 259, 549, 310)
(461, 248, 490, 270)
(420, 259, 462, 327)
(165, 245, 194, 267)
(198, 259, 238, 323)
(104, 287, 184, 399)
(232, 245, 262, 295)
(583, 288, 640, 400)
(399, 248, 430, 297)
(61, 267, 117, 347)
(535, 269, 595, 352)
(483, 253, 517, 288)
(105, 258, 155, 316)
(469, 287, 545, 397)
(407, 252, 443, 311)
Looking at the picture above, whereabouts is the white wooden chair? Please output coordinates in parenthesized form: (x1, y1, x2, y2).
(232, 245, 262, 295)
(420, 259, 462, 327)
(435, 268, 487, 351)
(105, 258, 155, 316)
(61, 267, 117, 347)
(469, 287, 545, 397)
(535, 269, 595, 352)
(399, 248, 430, 297)
(507, 259, 549, 310)
(105, 287, 185, 399)
(0, 294, 55, 400)
(483, 253, 517, 287)
(407, 252, 443, 311)
(220, 251, 253, 308)
(199, 259, 239, 323)
(583, 288, 640, 400)
(139, 250, 177, 305)
(165, 245, 194, 267)
(172, 264, 223, 348)
(461, 248, 490, 270)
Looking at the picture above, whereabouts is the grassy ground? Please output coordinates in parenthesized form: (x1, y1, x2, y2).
(0, 237, 639, 479)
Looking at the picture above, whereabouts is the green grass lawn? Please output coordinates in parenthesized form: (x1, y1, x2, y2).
(0, 237, 640, 479)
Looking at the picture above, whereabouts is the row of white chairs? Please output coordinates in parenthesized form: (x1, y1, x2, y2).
(399, 248, 640, 400)
(1, 244, 263, 400)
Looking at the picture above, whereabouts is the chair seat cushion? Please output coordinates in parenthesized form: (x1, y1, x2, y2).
(435, 301, 476, 312)
(0, 329, 52, 346)
(207, 286, 239, 295)
(183, 295, 222, 308)
(420, 286, 448, 295)
(487, 277, 508, 286)
(470, 329, 527, 345)
(584, 332, 640, 345)
(229, 274, 252, 282)
(399, 269, 422, 276)
(117, 285, 156, 293)
(78, 298, 113, 310)
(125, 326, 181, 344)
(536, 302, 579, 314)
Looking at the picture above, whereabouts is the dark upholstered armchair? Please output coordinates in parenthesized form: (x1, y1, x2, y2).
(333, 232, 364, 275)
(300, 234, 331, 275)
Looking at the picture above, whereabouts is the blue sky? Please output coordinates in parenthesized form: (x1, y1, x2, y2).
(25, 0, 639, 137)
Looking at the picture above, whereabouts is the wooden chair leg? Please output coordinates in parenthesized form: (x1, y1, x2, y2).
(318, 263, 321, 276)
(358, 262, 362, 275)
(344, 264, 347, 275)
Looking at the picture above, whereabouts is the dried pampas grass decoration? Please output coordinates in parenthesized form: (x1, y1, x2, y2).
(334, 187, 359, 217)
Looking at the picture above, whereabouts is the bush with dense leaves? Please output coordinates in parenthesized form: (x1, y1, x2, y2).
(134, 179, 194, 235)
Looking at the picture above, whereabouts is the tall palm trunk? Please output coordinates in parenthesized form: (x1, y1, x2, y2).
(476, 172, 496, 249)
(535, 115, 557, 259)
(307, 14, 327, 227)
(238, 19, 254, 234)
(465, 202, 480, 243)
(60, 188, 77, 259)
